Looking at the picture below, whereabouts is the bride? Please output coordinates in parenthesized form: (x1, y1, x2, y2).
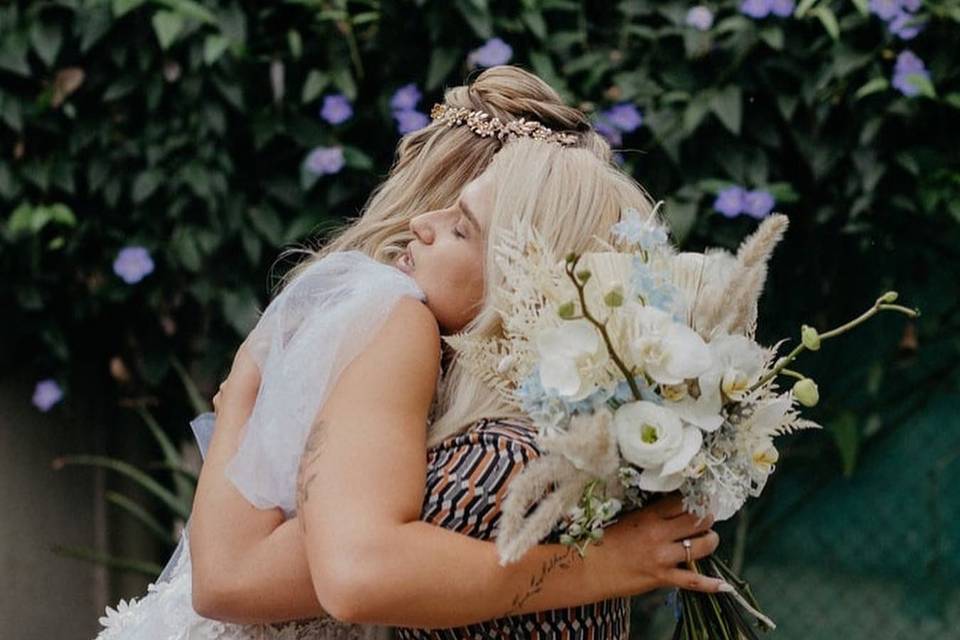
(95, 68, 724, 640)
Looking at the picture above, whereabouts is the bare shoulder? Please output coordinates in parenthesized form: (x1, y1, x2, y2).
(370, 296, 440, 355)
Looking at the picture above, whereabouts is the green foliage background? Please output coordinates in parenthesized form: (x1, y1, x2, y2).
(2, 0, 959, 637)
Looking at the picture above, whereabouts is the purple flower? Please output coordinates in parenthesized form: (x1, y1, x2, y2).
(892, 50, 930, 96)
(394, 109, 430, 135)
(468, 37, 513, 68)
(901, 0, 921, 11)
(769, 0, 796, 17)
(602, 103, 643, 133)
(743, 190, 776, 219)
(740, 0, 771, 19)
(113, 246, 155, 284)
(888, 11, 924, 39)
(33, 379, 63, 412)
(320, 94, 353, 125)
(305, 146, 345, 176)
(685, 6, 714, 31)
(390, 83, 422, 111)
(595, 120, 623, 147)
(869, 0, 902, 21)
(714, 186, 748, 218)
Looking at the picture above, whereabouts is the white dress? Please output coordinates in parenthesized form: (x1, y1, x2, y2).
(94, 251, 424, 640)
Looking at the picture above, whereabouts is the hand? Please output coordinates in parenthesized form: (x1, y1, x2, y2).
(601, 493, 726, 595)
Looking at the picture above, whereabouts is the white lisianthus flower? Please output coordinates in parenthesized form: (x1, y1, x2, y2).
(537, 319, 606, 401)
(628, 306, 712, 385)
(614, 401, 703, 492)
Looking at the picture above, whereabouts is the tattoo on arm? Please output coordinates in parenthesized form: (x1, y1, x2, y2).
(295, 419, 327, 530)
(503, 548, 576, 617)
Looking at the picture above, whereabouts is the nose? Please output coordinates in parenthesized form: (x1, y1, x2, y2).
(409, 211, 435, 244)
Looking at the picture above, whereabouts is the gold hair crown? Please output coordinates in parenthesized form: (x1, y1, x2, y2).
(430, 103, 579, 147)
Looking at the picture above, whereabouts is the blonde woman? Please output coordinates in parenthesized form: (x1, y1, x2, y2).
(195, 143, 726, 637)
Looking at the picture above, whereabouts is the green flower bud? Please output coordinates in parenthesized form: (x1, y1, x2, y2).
(793, 378, 820, 407)
(801, 325, 821, 351)
(604, 286, 624, 308)
(576, 269, 592, 284)
(565, 252, 578, 264)
(559, 534, 575, 546)
(557, 301, 577, 319)
(589, 527, 604, 541)
(879, 291, 899, 303)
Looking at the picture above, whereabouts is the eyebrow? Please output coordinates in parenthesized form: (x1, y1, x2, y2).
(458, 198, 482, 233)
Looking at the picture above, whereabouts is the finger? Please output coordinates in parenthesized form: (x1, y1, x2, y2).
(663, 568, 729, 594)
(652, 494, 685, 519)
(667, 512, 714, 539)
(668, 530, 719, 565)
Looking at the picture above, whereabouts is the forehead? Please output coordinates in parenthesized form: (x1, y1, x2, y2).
(460, 171, 495, 218)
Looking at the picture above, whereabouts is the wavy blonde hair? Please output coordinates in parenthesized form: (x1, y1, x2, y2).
(427, 139, 656, 446)
(284, 66, 608, 279)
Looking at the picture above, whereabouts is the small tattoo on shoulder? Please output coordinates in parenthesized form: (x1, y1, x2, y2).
(295, 420, 327, 526)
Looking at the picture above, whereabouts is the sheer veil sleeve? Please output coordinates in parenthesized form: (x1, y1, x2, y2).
(224, 250, 426, 517)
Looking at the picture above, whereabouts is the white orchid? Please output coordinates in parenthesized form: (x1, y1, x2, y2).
(708, 333, 766, 400)
(537, 319, 607, 401)
(614, 400, 702, 492)
(627, 305, 713, 385)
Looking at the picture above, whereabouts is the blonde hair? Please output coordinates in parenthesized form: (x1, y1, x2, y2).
(427, 139, 656, 446)
(282, 66, 608, 280)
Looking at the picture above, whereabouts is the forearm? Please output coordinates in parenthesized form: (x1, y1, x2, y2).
(313, 521, 638, 628)
(199, 518, 326, 624)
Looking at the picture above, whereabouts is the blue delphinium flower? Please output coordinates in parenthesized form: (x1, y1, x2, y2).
(394, 110, 430, 134)
(611, 207, 669, 252)
(468, 37, 513, 67)
(33, 379, 64, 412)
(320, 94, 353, 125)
(769, 0, 796, 17)
(602, 103, 643, 133)
(740, 0, 771, 18)
(888, 10, 924, 39)
(632, 257, 679, 314)
(714, 186, 748, 218)
(685, 6, 714, 31)
(870, 0, 926, 40)
(113, 246, 155, 284)
(516, 368, 572, 431)
(305, 146, 345, 176)
(390, 83, 422, 111)
(869, 0, 901, 20)
(892, 50, 930, 97)
(743, 190, 776, 219)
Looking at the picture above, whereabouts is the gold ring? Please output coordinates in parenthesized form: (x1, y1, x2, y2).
(682, 538, 692, 564)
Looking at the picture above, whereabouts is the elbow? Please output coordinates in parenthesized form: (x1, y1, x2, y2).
(191, 569, 238, 622)
(309, 546, 389, 624)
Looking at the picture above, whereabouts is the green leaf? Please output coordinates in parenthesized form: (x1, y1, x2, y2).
(522, 11, 547, 40)
(29, 21, 63, 68)
(709, 85, 742, 135)
(152, 11, 184, 50)
(301, 69, 330, 104)
(105, 490, 177, 545)
(51, 544, 163, 577)
(112, 0, 146, 18)
(455, 0, 493, 38)
(682, 96, 710, 135)
(811, 7, 840, 41)
(664, 199, 698, 244)
(172, 227, 202, 271)
(426, 47, 460, 91)
(830, 413, 860, 477)
(758, 26, 784, 50)
(132, 170, 162, 203)
(287, 29, 302, 59)
(203, 34, 229, 65)
(854, 77, 889, 100)
(850, 0, 869, 16)
(343, 146, 373, 171)
(331, 66, 357, 101)
(0, 31, 31, 76)
(944, 93, 960, 110)
(528, 51, 573, 102)
(906, 74, 937, 98)
(794, 0, 819, 18)
(156, 0, 217, 24)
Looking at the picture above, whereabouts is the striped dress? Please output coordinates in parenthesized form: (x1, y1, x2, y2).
(395, 418, 629, 640)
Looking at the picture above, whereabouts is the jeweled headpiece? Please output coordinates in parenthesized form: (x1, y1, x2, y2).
(429, 103, 579, 147)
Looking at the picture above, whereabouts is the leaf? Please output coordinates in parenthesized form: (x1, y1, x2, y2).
(758, 26, 784, 50)
(29, 21, 63, 68)
(811, 7, 840, 41)
(132, 170, 162, 203)
(664, 199, 698, 244)
(854, 77, 889, 100)
(528, 51, 573, 102)
(829, 413, 860, 477)
(105, 491, 177, 544)
(112, 0, 147, 18)
(287, 29, 302, 59)
(156, 0, 217, 24)
(850, 0, 869, 16)
(426, 47, 460, 91)
(454, 0, 493, 38)
(152, 11, 184, 50)
(709, 85, 742, 135)
(203, 34, 229, 65)
(301, 69, 329, 104)
(331, 66, 357, 101)
(794, 0, 819, 17)
(522, 10, 547, 40)
(0, 30, 31, 76)
(906, 74, 937, 98)
(343, 146, 373, 170)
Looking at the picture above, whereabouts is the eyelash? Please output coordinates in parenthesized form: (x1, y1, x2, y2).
(454, 227, 467, 239)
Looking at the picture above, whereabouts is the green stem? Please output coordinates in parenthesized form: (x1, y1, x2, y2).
(565, 256, 643, 401)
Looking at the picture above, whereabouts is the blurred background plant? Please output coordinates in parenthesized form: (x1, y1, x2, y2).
(2, 0, 958, 637)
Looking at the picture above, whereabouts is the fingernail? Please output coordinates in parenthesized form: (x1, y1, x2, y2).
(717, 582, 735, 593)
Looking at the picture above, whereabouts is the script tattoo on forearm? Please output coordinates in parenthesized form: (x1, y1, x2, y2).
(295, 419, 327, 530)
(503, 548, 576, 617)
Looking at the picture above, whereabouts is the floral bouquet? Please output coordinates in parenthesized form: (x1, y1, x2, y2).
(446, 206, 917, 639)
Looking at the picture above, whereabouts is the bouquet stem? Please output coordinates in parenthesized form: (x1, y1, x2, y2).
(673, 557, 774, 640)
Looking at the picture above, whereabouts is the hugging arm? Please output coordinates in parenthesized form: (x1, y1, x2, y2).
(192, 299, 725, 626)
